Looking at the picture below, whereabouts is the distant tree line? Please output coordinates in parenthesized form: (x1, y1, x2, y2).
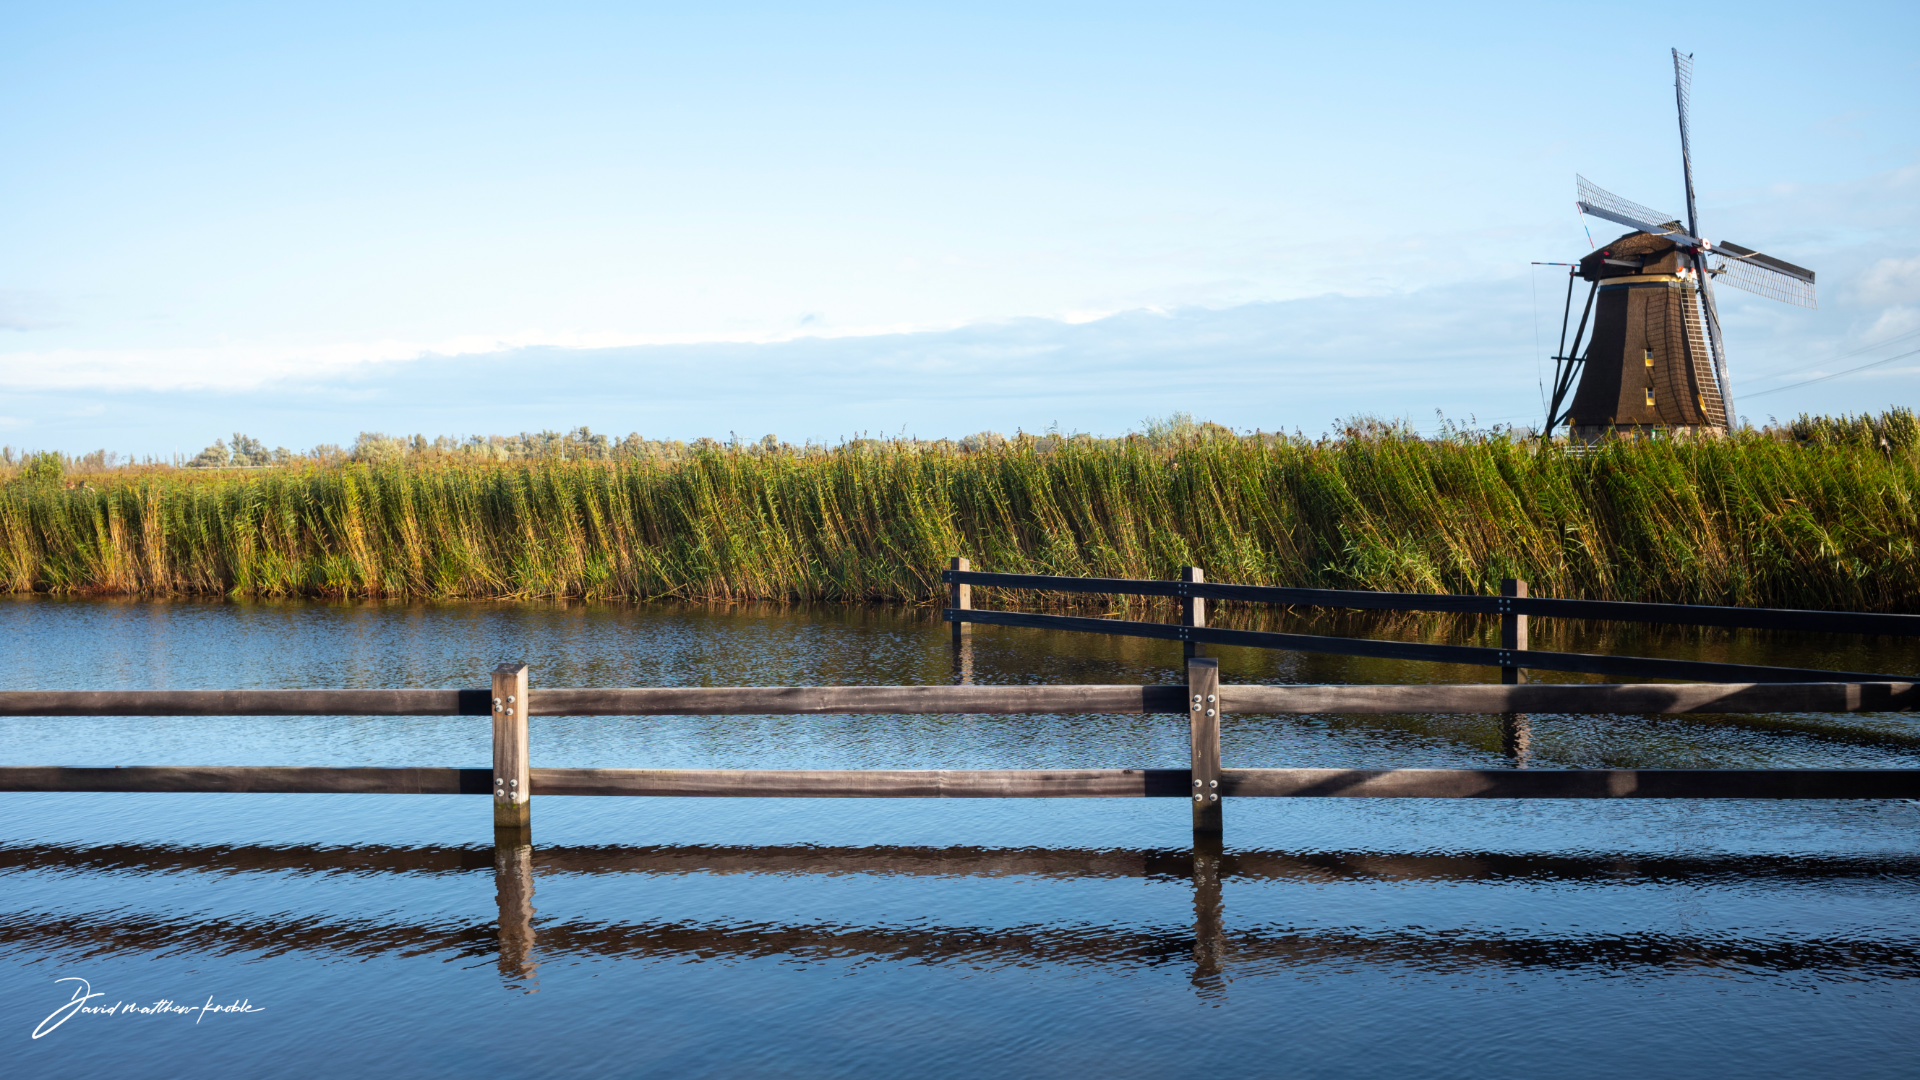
(6, 409, 1917, 482)
(189, 433, 296, 468)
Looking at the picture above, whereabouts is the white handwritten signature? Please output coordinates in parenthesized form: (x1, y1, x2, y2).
(34, 978, 264, 1039)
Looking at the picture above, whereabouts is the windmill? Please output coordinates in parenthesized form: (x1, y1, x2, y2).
(1542, 50, 1816, 440)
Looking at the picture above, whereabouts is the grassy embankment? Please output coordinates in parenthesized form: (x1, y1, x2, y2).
(3, 413, 1919, 611)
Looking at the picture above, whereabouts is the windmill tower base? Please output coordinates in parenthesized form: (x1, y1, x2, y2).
(1569, 423, 1725, 445)
(1563, 237, 1729, 439)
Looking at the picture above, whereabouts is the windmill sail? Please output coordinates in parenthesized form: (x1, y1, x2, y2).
(1674, 50, 1701, 241)
(1670, 48, 1727, 411)
(1575, 176, 1695, 243)
(1709, 242, 1817, 308)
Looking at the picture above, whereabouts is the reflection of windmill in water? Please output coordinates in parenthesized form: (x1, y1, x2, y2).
(1543, 50, 1816, 441)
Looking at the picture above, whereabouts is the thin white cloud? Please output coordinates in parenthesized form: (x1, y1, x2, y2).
(0, 290, 60, 332)
(0, 321, 967, 392)
(1856, 257, 1920, 306)
(8, 159, 1912, 404)
(1865, 306, 1920, 340)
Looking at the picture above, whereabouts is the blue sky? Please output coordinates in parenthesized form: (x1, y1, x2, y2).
(4, 1, 1916, 454)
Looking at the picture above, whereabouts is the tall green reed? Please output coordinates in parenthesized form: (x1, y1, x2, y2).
(4, 425, 1917, 611)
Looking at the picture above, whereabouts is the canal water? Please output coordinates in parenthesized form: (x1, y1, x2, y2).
(3, 597, 1918, 1078)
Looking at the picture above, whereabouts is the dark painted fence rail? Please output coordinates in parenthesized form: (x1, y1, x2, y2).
(941, 560, 1920, 684)
(942, 569, 1920, 635)
(5, 672, 1920, 840)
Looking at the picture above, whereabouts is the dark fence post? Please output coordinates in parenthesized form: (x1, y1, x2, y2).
(1188, 657, 1222, 835)
(950, 557, 973, 683)
(492, 662, 531, 838)
(950, 557, 971, 647)
(1182, 566, 1207, 660)
(1500, 578, 1530, 766)
(1500, 578, 1528, 684)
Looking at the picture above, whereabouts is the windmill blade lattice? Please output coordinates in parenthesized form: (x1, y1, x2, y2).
(1674, 49, 1701, 238)
(1575, 176, 1690, 240)
(1709, 244, 1818, 308)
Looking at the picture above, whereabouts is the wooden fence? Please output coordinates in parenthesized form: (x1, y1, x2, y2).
(5, 666, 1920, 840)
(15, 569, 1917, 984)
(942, 559, 1920, 683)
(5, 562, 1920, 839)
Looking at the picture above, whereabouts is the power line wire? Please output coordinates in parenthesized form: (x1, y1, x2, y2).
(1741, 326, 1920, 384)
(1741, 346, 1920, 401)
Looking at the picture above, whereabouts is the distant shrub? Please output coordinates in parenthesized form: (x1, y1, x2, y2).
(188, 440, 230, 468)
(17, 451, 62, 485)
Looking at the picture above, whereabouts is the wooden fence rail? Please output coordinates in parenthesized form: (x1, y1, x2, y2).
(5, 681, 1918, 718)
(942, 568, 1920, 635)
(5, 765, 1916, 801)
(948, 608, 1908, 683)
(6, 673, 1920, 841)
(941, 564, 1920, 683)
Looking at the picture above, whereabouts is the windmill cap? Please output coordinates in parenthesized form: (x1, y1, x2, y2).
(1578, 231, 1684, 281)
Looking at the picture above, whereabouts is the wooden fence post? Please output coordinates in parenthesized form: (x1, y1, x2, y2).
(492, 662, 530, 836)
(1500, 578, 1528, 684)
(1182, 566, 1206, 660)
(1499, 578, 1530, 766)
(950, 557, 974, 683)
(1188, 657, 1222, 835)
(950, 557, 971, 648)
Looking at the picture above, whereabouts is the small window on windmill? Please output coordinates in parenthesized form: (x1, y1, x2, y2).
(1643, 349, 1655, 368)
(1645, 388, 1656, 406)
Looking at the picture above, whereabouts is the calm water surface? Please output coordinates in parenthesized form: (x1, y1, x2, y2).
(3, 597, 1918, 1078)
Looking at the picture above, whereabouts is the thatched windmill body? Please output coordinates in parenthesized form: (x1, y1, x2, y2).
(1542, 50, 1817, 440)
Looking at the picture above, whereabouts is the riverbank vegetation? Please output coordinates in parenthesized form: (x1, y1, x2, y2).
(4, 411, 1918, 611)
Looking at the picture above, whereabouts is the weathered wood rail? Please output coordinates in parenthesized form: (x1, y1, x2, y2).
(18, 680, 1912, 717)
(6, 668, 1920, 841)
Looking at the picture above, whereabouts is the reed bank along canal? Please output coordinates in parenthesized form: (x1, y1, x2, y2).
(4, 596, 1919, 1078)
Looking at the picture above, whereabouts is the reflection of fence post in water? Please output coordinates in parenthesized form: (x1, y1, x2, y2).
(1499, 578, 1530, 767)
(1500, 713, 1533, 766)
(494, 840, 538, 984)
(1191, 834, 1226, 992)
